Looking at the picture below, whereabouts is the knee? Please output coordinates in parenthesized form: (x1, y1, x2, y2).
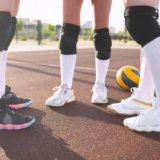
(94, 28, 112, 60)
(59, 23, 80, 55)
(124, 6, 160, 46)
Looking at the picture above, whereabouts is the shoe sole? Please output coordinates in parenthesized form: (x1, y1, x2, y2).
(91, 99, 108, 104)
(107, 105, 130, 115)
(46, 97, 76, 107)
(0, 118, 35, 130)
(8, 100, 33, 109)
(123, 119, 160, 132)
(107, 105, 139, 116)
(107, 106, 119, 115)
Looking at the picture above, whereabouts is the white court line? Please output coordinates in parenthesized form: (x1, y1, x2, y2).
(27, 62, 117, 72)
(8, 60, 117, 72)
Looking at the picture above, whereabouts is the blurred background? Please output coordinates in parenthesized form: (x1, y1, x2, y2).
(13, 0, 145, 46)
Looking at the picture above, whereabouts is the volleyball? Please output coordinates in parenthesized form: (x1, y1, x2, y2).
(116, 65, 140, 90)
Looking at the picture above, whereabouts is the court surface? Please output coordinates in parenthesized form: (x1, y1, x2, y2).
(0, 47, 160, 160)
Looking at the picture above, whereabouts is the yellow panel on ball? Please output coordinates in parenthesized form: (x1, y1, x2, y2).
(116, 65, 140, 90)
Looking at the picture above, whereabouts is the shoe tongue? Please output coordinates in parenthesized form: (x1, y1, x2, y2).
(61, 84, 68, 89)
(95, 82, 105, 91)
(5, 85, 11, 93)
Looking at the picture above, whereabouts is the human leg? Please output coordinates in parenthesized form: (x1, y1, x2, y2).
(2, 0, 32, 109)
(91, 0, 112, 104)
(122, 1, 160, 132)
(0, 0, 35, 129)
(107, 48, 155, 115)
(45, 0, 83, 107)
(0, 0, 14, 97)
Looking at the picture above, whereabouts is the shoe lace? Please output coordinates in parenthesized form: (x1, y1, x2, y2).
(92, 83, 106, 93)
(5, 85, 17, 97)
(53, 85, 68, 98)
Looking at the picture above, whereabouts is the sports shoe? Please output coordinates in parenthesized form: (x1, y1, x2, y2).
(45, 84, 75, 107)
(123, 107, 160, 132)
(107, 88, 152, 115)
(91, 82, 108, 104)
(4, 85, 32, 109)
(0, 98, 35, 130)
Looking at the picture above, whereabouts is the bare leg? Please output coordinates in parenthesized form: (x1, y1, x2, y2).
(124, 0, 159, 8)
(0, 0, 15, 12)
(11, 0, 20, 17)
(92, 0, 112, 29)
(63, 0, 83, 25)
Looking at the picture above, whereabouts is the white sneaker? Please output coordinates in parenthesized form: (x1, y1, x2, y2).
(123, 107, 160, 132)
(45, 84, 75, 107)
(107, 88, 152, 115)
(91, 82, 108, 104)
(107, 97, 152, 115)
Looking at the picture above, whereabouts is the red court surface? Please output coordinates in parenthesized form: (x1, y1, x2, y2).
(0, 47, 160, 160)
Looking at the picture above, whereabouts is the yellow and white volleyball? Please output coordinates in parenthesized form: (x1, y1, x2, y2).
(116, 65, 140, 90)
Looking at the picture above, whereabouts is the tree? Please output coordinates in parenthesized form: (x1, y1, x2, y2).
(37, 20, 42, 45)
(16, 20, 24, 43)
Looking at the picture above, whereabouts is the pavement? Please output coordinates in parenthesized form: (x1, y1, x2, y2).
(9, 41, 139, 53)
(9, 42, 95, 53)
(0, 42, 159, 160)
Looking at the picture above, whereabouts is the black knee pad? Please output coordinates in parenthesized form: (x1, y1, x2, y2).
(0, 12, 11, 51)
(59, 23, 80, 55)
(4, 17, 17, 50)
(124, 6, 160, 46)
(94, 28, 112, 60)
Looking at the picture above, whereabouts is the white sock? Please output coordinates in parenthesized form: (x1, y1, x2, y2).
(95, 58, 110, 84)
(0, 51, 8, 97)
(60, 54, 77, 88)
(137, 48, 154, 102)
(143, 37, 160, 100)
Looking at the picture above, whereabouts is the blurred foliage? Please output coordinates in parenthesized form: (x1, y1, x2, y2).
(15, 19, 132, 44)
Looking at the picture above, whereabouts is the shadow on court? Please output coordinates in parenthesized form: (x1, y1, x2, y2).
(0, 47, 159, 160)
